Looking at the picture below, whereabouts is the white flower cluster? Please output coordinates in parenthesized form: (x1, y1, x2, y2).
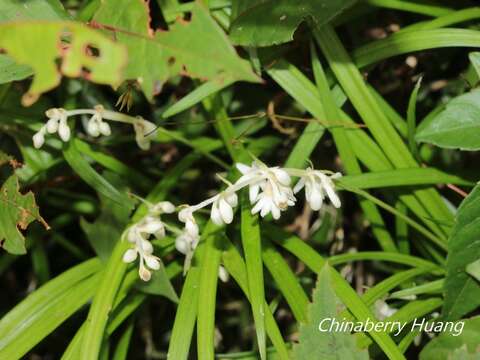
(123, 159, 342, 281)
(123, 201, 175, 281)
(32, 106, 157, 150)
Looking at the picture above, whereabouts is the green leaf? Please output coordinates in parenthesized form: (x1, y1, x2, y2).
(466, 259, 480, 283)
(0, 21, 127, 105)
(443, 184, 480, 320)
(63, 141, 134, 210)
(0, 55, 32, 85)
(229, 0, 356, 47)
(93, 0, 259, 100)
(0, 175, 47, 254)
(416, 89, 480, 150)
(420, 317, 480, 360)
(80, 175, 131, 261)
(294, 264, 368, 360)
(135, 258, 179, 302)
(0, 0, 69, 22)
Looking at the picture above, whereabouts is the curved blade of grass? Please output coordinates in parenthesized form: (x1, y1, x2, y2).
(407, 78, 422, 161)
(261, 238, 309, 322)
(162, 79, 234, 118)
(390, 279, 444, 299)
(197, 227, 222, 360)
(74, 138, 153, 191)
(354, 28, 480, 69)
(240, 193, 266, 360)
(112, 319, 134, 360)
(365, 0, 452, 16)
(80, 241, 130, 360)
(0, 268, 101, 359)
(341, 168, 472, 189)
(327, 251, 443, 272)
(0, 258, 100, 341)
(403, 7, 480, 32)
(222, 237, 290, 360)
(167, 267, 201, 360)
(63, 140, 133, 209)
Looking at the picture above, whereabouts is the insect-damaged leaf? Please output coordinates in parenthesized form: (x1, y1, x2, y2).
(0, 21, 127, 106)
(0, 175, 48, 254)
(93, 0, 260, 100)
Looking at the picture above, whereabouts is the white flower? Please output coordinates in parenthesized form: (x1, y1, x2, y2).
(210, 191, 238, 225)
(32, 127, 46, 149)
(86, 105, 111, 137)
(175, 230, 200, 255)
(218, 265, 229, 282)
(133, 117, 157, 150)
(149, 201, 175, 216)
(237, 161, 295, 219)
(33, 108, 71, 148)
(294, 168, 341, 210)
(178, 207, 199, 237)
(123, 224, 161, 282)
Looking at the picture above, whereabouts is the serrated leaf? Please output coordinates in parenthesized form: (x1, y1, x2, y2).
(0, 175, 48, 254)
(443, 184, 480, 320)
(294, 264, 368, 360)
(93, 0, 260, 100)
(420, 317, 480, 360)
(0, 21, 127, 105)
(416, 89, 480, 151)
(229, 0, 356, 47)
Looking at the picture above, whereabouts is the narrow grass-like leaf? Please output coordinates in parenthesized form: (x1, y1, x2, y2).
(112, 320, 134, 360)
(262, 238, 309, 322)
(197, 229, 222, 360)
(80, 241, 130, 360)
(222, 237, 290, 360)
(63, 141, 133, 209)
(241, 193, 266, 360)
(407, 78, 422, 160)
(167, 267, 201, 360)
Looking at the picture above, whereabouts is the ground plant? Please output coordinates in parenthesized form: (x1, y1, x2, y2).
(1, 0, 480, 359)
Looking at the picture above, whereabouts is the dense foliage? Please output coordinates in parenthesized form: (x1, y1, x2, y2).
(1, 0, 480, 359)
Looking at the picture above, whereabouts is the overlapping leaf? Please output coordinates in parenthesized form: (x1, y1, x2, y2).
(0, 21, 127, 105)
(443, 184, 480, 320)
(230, 0, 356, 46)
(416, 89, 480, 150)
(94, 0, 260, 100)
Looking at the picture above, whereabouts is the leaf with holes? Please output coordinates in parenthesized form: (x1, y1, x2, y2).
(230, 0, 357, 47)
(0, 175, 48, 254)
(0, 21, 127, 106)
(443, 184, 480, 320)
(93, 0, 260, 100)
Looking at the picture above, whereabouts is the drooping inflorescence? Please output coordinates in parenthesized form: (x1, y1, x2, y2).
(124, 159, 342, 281)
(33, 107, 342, 281)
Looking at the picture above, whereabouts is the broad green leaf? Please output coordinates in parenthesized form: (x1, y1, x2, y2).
(444, 184, 480, 320)
(0, 55, 32, 84)
(229, 0, 356, 47)
(0, 0, 69, 22)
(416, 89, 480, 150)
(294, 264, 368, 360)
(469, 52, 480, 81)
(420, 317, 480, 360)
(0, 21, 127, 105)
(93, 0, 259, 100)
(0, 175, 47, 254)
